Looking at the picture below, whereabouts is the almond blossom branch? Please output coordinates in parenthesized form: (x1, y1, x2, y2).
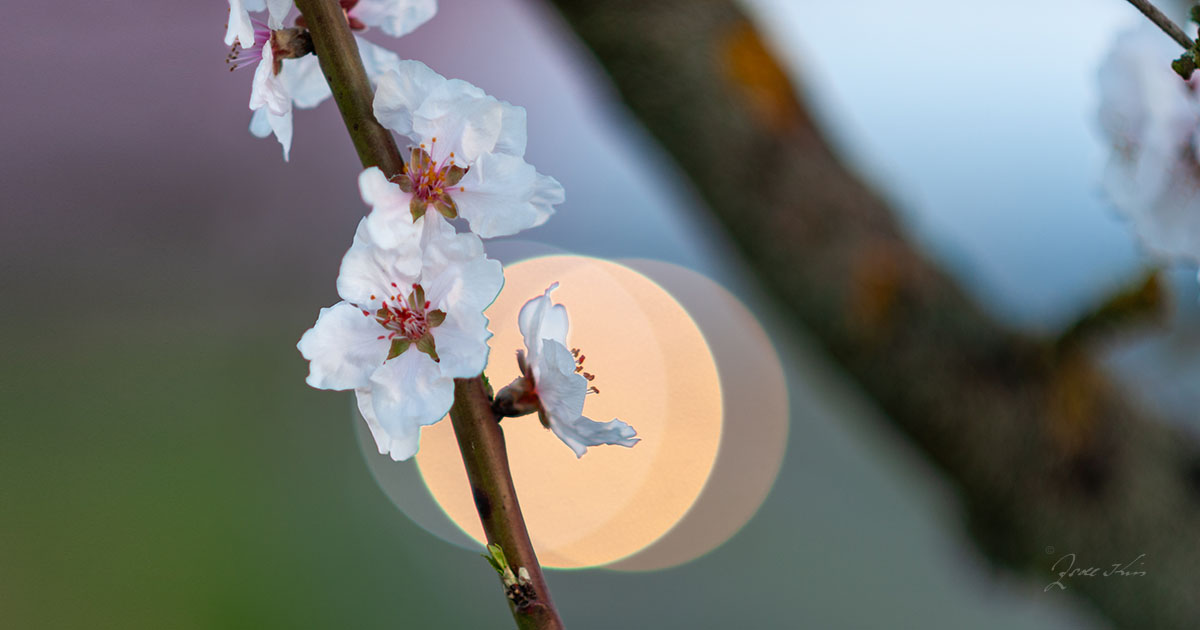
(293, 0, 405, 174)
(291, 1, 564, 627)
(1124, 0, 1194, 49)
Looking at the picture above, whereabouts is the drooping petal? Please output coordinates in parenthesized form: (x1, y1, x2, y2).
(518, 284, 569, 361)
(249, 46, 291, 117)
(352, 0, 437, 38)
(297, 301, 390, 390)
(368, 348, 454, 460)
(453, 152, 553, 238)
(548, 414, 640, 459)
(430, 310, 492, 379)
(356, 388, 423, 461)
(358, 168, 424, 253)
(336, 218, 422, 306)
(224, 0, 266, 47)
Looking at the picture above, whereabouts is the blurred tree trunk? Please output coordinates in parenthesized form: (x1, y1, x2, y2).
(546, 1, 1200, 627)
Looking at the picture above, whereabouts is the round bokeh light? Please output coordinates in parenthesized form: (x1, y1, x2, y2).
(415, 255, 723, 569)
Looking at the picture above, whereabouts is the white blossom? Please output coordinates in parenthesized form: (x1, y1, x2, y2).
(1099, 22, 1200, 266)
(298, 216, 503, 461)
(227, 1, 436, 159)
(369, 60, 565, 239)
(513, 284, 639, 458)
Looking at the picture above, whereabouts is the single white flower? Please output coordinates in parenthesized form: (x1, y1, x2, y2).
(368, 59, 565, 239)
(298, 215, 503, 460)
(1098, 23, 1200, 266)
(496, 284, 639, 458)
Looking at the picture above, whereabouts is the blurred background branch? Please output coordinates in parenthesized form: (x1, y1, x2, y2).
(545, 1, 1200, 627)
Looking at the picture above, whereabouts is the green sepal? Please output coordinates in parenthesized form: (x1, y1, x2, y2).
(393, 173, 414, 194)
(387, 338, 412, 360)
(409, 198, 428, 221)
(1173, 52, 1197, 80)
(434, 195, 459, 220)
(444, 164, 468, 186)
(426, 309, 446, 328)
(416, 331, 439, 362)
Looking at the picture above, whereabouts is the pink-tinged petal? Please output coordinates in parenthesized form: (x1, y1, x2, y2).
(224, 0, 258, 47)
(356, 388, 421, 461)
(517, 284, 569, 360)
(336, 218, 422, 306)
(549, 414, 640, 459)
(453, 152, 544, 238)
(249, 47, 291, 116)
(356, 36, 403, 86)
(298, 301, 389, 390)
(368, 349, 454, 460)
(431, 310, 492, 379)
(352, 0, 437, 38)
(374, 60, 446, 141)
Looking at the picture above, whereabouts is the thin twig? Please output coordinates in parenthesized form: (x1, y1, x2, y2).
(290, 1, 564, 627)
(1125, 0, 1194, 49)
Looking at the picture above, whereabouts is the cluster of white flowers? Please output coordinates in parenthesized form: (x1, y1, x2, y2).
(227, 1, 638, 459)
(1098, 22, 1200, 270)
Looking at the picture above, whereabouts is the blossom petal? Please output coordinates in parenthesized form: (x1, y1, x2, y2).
(549, 414, 640, 459)
(265, 0, 292, 29)
(352, 0, 437, 38)
(224, 0, 265, 47)
(280, 55, 332, 109)
(535, 339, 587, 421)
(431, 310, 492, 379)
(368, 348, 454, 460)
(454, 152, 550, 238)
(518, 284, 569, 360)
(337, 218, 422, 306)
(420, 219, 504, 315)
(528, 173, 565, 230)
(248, 107, 294, 161)
(250, 47, 291, 117)
(297, 301, 389, 390)
(374, 60, 447, 142)
(358, 168, 423, 252)
(357, 36, 403, 86)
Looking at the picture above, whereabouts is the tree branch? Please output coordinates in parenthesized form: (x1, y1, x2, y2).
(545, 1, 1200, 628)
(291, 1, 563, 627)
(1125, 0, 1194, 49)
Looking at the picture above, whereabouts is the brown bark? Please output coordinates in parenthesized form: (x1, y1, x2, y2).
(545, 1, 1200, 627)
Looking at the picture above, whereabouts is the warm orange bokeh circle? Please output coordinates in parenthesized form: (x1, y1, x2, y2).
(414, 256, 723, 569)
